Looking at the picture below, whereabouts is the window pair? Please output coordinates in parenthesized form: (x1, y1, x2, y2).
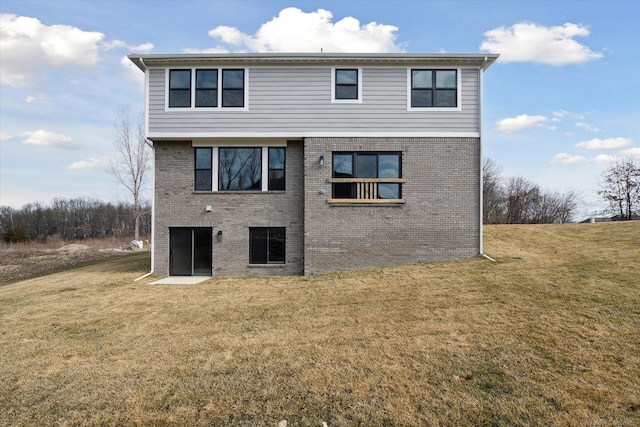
(169, 69, 244, 108)
(410, 69, 457, 108)
(195, 147, 285, 191)
(249, 227, 285, 264)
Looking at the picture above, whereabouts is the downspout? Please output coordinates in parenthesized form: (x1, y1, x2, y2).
(135, 57, 156, 280)
(479, 57, 494, 262)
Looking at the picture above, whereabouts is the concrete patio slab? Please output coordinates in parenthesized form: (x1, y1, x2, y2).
(149, 276, 211, 285)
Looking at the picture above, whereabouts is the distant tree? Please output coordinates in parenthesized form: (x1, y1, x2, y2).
(505, 177, 540, 224)
(482, 158, 506, 224)
(599, 158, 640, 220)
(109, 106, 151, 241)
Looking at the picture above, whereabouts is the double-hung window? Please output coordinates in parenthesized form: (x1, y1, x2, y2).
(169, 69, 191, 107)
(250, 227, 285, 264)
(332, 68, 361, 103)
(195, 69, 217, 107)
(168, 68, 246, 109)
(410, 69, 457, 108)
(331, 152, 403, 201)
(194, 148, 212, 191)
(222, 69, 245, 107)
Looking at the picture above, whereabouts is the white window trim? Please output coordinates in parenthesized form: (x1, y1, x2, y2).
(331, 67, 363, 104)
(165, 68, 249, 112)
(406, 68, 462, 112)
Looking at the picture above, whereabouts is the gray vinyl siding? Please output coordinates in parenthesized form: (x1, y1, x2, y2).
(147, 67, 479, 135)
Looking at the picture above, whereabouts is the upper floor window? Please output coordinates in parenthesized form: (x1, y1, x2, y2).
(332, 68, 362, 103)
(168, 68, 247, 109)
(195, 69, 217, 107)
(169, 69, 191, 108)
(222, 69, 245, 108)
(331, 152, 403, 201)
(410, 69, 457, 108)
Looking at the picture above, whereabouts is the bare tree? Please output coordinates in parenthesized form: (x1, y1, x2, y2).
(599, 158, 640, 220)
(505, 177, 540, 224)
(110, 106, 150, 240)
(482, 158, 505, 224)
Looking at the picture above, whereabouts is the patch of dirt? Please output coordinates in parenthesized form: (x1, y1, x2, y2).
(0, 244, 138, 286)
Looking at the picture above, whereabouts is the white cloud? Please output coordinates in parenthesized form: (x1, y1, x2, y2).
(0, 13, 105, 86)
(575, 137, 632, 151)
(551, 153, 588, 164)
(497, 114, 547, 132)
(25, 95, 36, 103)
(183, 46, 230, 54)
(481, 22, 603, 65)
(102, 39, 154, 52)
(205, 7, 402, 53)
(0, 131, 15, 141)
(619, 147, 640, 159)
(20, 129, 83, 150)
(594, 154, 617, 165)
(576, 122, 601, 132)
(67, 156, 109, 171)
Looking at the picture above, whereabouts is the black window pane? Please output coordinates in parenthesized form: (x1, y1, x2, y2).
(436, 70, 456, 88)
(333, 183, 354, 198)
(195, 170, 212, 191)
(196, 70, 217, 88)
(336, 69, 358, 84)
(218, 148, 261, 190)
(222, 89, 244, 107)
(412, 70, 432, 89)
(411, 89, 432, 107)
(169, 89, 190, 107)
(170, 70, 191, 89)
(223, 70, 244, 88)
(435, 89, 456, 107)
(268, 228, 285, 263)
(269, 170, 285, 191)
(250, 228, 267, 264)
(356, 154, 377, 178)
(378, 154, 400, 178)
(195, 89, 217, 107)
(333, 154, 353, 177)
(195, 148, 211, 169)
(378, 183, 400, 199)
(268, 148, 285, 169)
(336, 85, 358, 100)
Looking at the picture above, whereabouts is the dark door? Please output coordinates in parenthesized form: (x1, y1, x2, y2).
(170, 228, 212, 276)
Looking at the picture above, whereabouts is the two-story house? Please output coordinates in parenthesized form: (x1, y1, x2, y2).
(127, 52, 498, 277)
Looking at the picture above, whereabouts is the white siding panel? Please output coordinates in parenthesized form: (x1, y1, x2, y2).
(147, 67, 479, 136)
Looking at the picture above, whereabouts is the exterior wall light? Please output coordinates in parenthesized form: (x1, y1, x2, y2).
(217, 230, 223, 241)
(319, 155, 324, 166)
(205, 205, 212, 212)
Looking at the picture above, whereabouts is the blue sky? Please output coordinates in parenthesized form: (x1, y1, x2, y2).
(1, 0, 639, 219)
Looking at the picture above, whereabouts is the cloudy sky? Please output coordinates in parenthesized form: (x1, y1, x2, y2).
(1, 0, 638, 219)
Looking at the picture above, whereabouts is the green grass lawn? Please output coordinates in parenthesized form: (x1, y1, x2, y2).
(1, 223, 639, 426)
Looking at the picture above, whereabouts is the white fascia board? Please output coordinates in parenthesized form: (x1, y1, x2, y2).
(151, 131, 480, 139)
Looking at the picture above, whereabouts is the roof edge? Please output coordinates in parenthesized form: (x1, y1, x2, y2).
(127, 52, 500, 72)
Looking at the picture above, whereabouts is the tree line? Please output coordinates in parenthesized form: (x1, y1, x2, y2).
(1, 198, 151, 243)
(483, 158, 580, 224)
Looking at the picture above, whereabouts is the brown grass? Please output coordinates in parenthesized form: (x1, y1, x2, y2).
(1, 223, 638, 426)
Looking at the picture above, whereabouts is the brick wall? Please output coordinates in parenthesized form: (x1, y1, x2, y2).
(303, 137, 481, 275)
(153, 140, 304, 276)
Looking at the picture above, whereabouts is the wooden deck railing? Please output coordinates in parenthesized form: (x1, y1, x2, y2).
(326, 178, 406, 204)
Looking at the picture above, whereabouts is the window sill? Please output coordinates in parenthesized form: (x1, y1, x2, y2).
(247, 264, 287, 268)
(327, 199, 405, 205)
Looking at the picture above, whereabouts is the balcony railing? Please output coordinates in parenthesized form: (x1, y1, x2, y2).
(326, 178, 406, 204)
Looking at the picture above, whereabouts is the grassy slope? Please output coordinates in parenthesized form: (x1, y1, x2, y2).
(0, 223, 638, 426)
